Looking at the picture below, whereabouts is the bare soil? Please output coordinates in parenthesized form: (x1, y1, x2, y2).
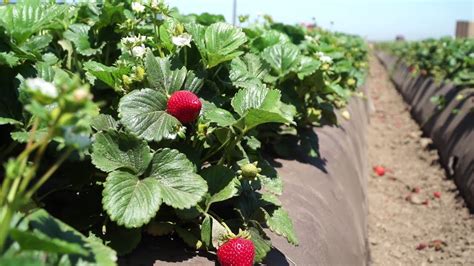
(367, 55, 474, 265)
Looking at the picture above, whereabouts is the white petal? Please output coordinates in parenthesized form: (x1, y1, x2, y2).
(26, 78, 58, 98)
(172, 34, 192, 47)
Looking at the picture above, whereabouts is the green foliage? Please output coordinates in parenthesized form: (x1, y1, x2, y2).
(378, 37, 474, 86)
(0, 0, 369, 264)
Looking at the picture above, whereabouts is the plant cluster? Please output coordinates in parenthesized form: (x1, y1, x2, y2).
(378, 37, 474, 86)
(0, 0, 367, 264)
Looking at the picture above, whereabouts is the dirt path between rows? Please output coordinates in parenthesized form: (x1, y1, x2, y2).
(366, 54, 474, 265)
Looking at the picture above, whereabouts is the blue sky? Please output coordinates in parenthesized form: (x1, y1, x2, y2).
(166, 0, 474, 41)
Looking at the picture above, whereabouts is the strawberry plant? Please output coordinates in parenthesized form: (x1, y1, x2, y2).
(378, 38, 474, 86)
(0, 0, 368, 264)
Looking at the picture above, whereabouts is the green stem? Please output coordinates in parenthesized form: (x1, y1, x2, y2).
(201, 137, 231, 163)
(0, 205, 14, 252)
(207, 210, 233, 235)
(25, 148, 73, 199)
(18, 116, 59, 195)
(212, 65, 223, 80)
(25, 148, 73, 200)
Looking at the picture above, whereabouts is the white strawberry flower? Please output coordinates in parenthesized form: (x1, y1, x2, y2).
(172, 33, 192, 47)
(131, 45, 147, 58)
(131, 2, 145, 13)
(26, 78, 58, 98)
(149, 0, 159, 8)
(320, 55, 333, 63)
(316, 51, 333, 63)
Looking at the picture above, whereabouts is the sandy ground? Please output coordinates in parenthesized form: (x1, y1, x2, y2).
(367, 55, 474, 265)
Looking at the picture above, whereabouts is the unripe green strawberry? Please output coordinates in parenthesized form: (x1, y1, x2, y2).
(237, 162, 261, 180)
(166, 90, 202, 123)
(347, 78, 356, 86)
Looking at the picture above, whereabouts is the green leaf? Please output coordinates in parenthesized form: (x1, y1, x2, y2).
(210, 216, 227, 248)
(91, 130, 152, 175)
(84, 61, 128, 91)
(243, 109, 289, 130)
(251, 29, 291, 51)
(0, 52, 20, 67)
(297, 56, 321, 79)
(64, 23, 103, 56)
(10, 128, 48, 143)
(175, 226, 202, 249)
(86, 233, 120, 265)
(0, 1, 69, 44)
(231, 85, 291, 129)
(18, 209, 117, 265)
(0, 117, 23, 126)
(34, 62, 55, 81)
(231, 85, 279, 116)
(200, 215, 212, 248)
(149, 148, 207, 209)
(187, 22, 247, 68)
(102, 171, 162, 228)
(261, 43, 300, 77)
(264, 207, 298, 245)
(146, 221, 175, 236)
(145, 52, 186, 93)
(10, 229, 87, 255)
(202, 101, 236, 127)
(0, 252, 44, 266)
(258, 159, 283, 195)
(248, 227, 271, 263)
(103, 224, 142, 256)
(200, 165, 239, 206)
(90, 114, 119, 131)
(229, 53, 269, 89)
(118, 88, 181, 142)
(21, 34, 52, 52)
(184, 70, 205, 93)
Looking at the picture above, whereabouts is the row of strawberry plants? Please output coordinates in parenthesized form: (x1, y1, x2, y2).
(377, 37, 474, 86)
(0, 0, 367, 265)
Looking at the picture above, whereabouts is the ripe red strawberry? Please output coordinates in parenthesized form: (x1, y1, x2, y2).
(416, 243, 427, 250)
(217, 237, 255, 266)
(373, 165, 386, 176)
(433, 191, 441, 198)
(166, 90, 202, 123)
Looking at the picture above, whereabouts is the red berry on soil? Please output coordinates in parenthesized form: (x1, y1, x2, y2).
(217, 237, 255, 266)
(166, 90, 202, 123)
(416, 243, 427, 250)
(373, 166, 386, 176)
(433, 191, 441, 198)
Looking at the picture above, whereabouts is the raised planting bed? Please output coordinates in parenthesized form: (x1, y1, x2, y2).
(376, 51, 474, 211)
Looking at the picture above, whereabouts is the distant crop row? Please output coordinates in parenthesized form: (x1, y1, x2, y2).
(378, 38, 474, 86)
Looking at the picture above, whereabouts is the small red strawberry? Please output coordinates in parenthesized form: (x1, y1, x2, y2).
(373, 165, 386, 176)
(166, 90, 202, 123)
(416, 243, 427, 250)
(217, 232, 255, 266)
(433, 191, 441, 198)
